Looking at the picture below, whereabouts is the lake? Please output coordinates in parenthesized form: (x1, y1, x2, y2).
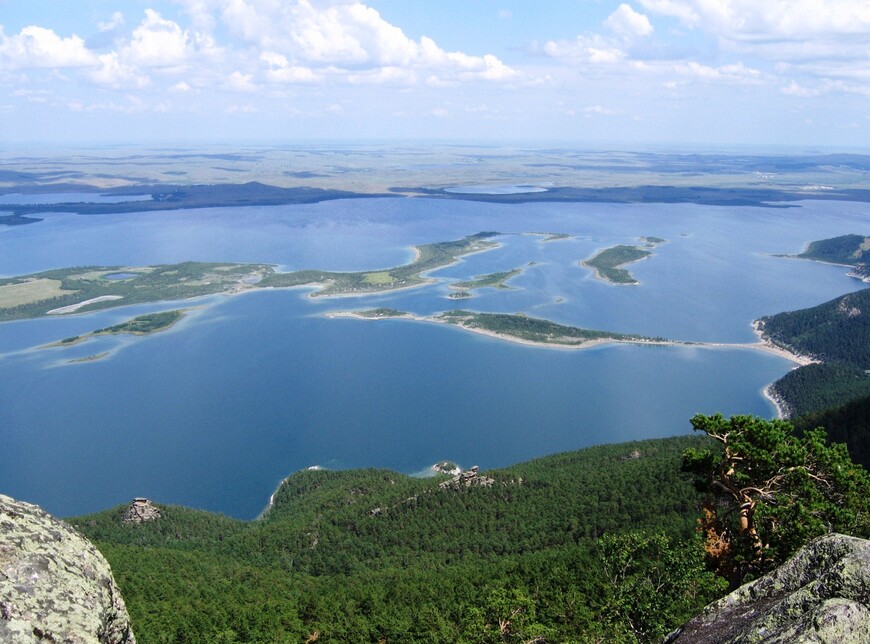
(1, 196, 868, 518)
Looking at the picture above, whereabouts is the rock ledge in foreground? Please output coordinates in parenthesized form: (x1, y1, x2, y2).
(0, 493, 136, 643)
(665, 533, 870, 643)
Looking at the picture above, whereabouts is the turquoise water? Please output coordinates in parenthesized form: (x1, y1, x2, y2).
(1, 197, 868, 518)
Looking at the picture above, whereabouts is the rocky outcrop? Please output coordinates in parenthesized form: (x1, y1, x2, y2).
(438, 465, 495, 490)
(848, 263, 870, 283)
(121, 498, 160, 524)
(665, 533, 870, 643)
(0, 494, 135, 643)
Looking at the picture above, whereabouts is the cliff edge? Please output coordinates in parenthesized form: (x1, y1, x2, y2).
(666, 533, 870, 643)
(0, 494, 135, 643)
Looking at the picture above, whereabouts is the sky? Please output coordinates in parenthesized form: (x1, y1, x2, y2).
(1, 0, 869, 148)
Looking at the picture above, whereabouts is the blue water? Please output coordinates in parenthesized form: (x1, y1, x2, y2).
(102, 272, 139, 280)
(1, 197, 868, 518)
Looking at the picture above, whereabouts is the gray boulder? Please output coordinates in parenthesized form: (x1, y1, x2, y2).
(0, 494, 135, 643)
(665, 533, 870, 643)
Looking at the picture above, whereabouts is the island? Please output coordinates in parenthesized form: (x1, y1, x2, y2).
(328, 308, 670, 349)
(434, 310, 667, 347)
(48, 310, 188, 350)
(0, 233, 500, 321)
(581, 237, 667, 284)
(448, 268, 522, 292)
(326, 308, 408, 320)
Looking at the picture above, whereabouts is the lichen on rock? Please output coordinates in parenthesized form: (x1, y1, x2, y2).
(0, 494, 136, 643)
(665, 533, 870, 643)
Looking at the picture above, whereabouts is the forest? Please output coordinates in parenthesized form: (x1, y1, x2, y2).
(69, 413, 870, 643)
(72, 435, 722, 642)
(759, 287, 870, 415)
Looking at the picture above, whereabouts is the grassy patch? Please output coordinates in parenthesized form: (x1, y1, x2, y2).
(363, 271, 395, 285)
(0, 278, 69, 309)
(0, 278, 72, 308)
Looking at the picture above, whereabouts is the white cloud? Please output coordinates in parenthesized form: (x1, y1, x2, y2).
(170, 81, 192, 92)
(544, 34, 626, 64)
(584, 104, 619, 115)
(545, 4, 652, 65)
(347, 65, 416, 85)
(89, 52, 150, 88)
(125, 9, 193, 67)
(226, 70, 258, 92)
(98, 12, 126, 33)
(605, 4, 654, 37)
(0, 26, 97, 69)
(636, 0, 870, 94)
(639, 0, 870, 39)
(630, 59, 763, 84)
(781, 81, 820, 97)
(678, 61, 762, 83)
(225, 103, 257, 113)
(260, 51, 321, 83)
(176, 0, 516, 83)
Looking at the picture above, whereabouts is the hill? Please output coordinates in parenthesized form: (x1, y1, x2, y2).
(794, 234, 870, 266)
(757, 287, 870, 416)
(70, 435, 724, 643)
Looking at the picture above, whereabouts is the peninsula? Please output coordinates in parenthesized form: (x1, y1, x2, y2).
(784, 234, 870, 282)
(0, 233, 499, 321)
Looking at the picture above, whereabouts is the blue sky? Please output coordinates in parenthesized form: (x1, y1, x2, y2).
(1, 1, 869, 147)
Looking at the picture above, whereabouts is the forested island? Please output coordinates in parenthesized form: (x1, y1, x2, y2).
(581, 237, 666, 284)
(330, 308, 670, 349)
(435, 310, 667, 347)
(48, 310, 187, 350)
(448, 267, 523, 291)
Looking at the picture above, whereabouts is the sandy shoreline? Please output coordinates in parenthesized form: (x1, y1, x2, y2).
(47, 295, 124, 315)
(326, 310, 819, 421)
(325, 310, 822, 363)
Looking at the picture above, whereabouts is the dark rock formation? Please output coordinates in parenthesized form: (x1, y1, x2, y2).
(665, 533, 870, 643)
(121, 498, 161, 524)
(0, 493, 136, 643)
